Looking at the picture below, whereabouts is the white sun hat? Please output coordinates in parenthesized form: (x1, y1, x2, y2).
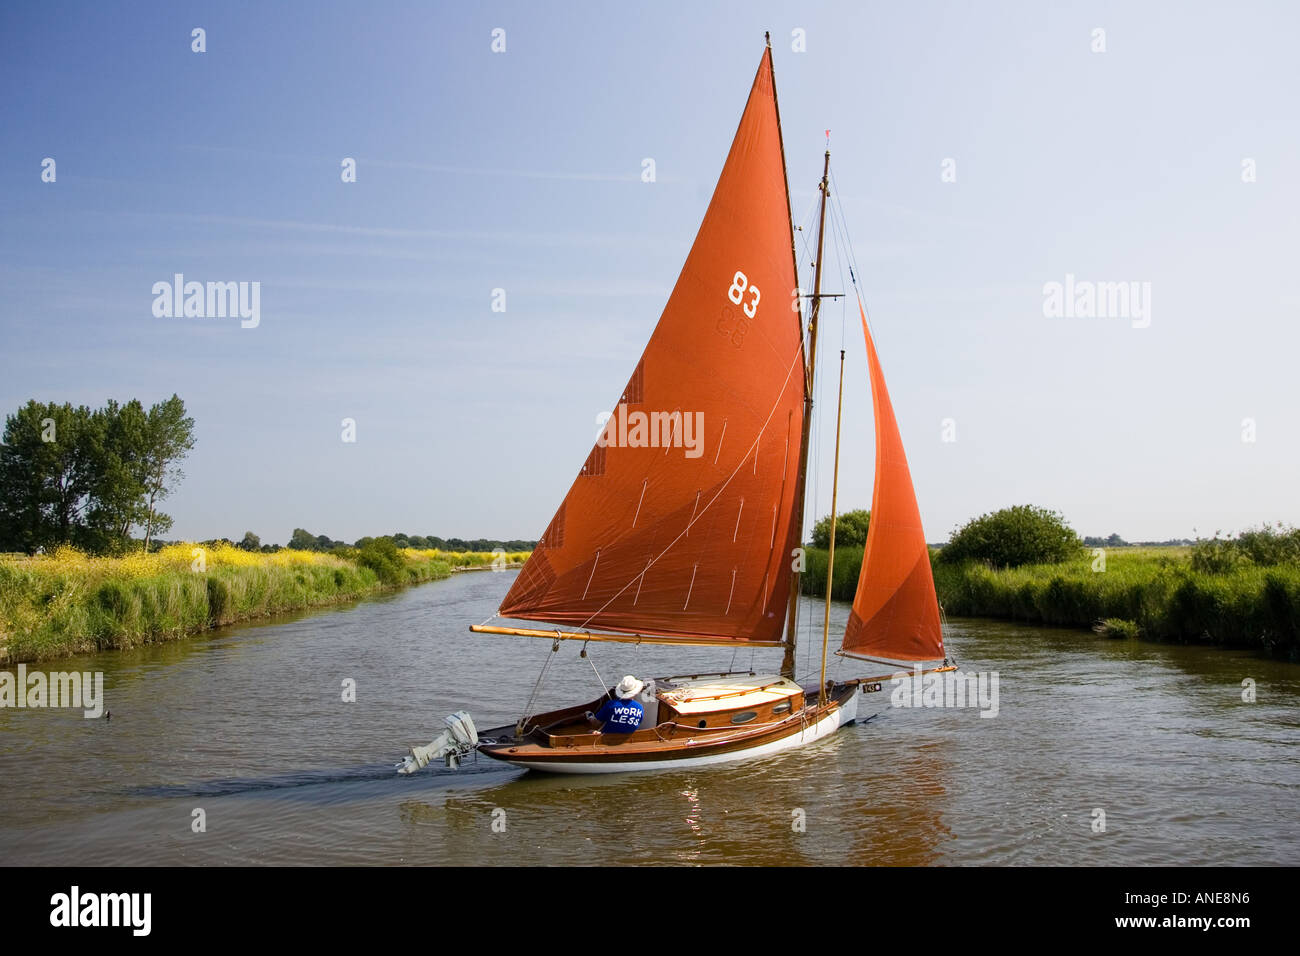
(615, 675, 645, 699)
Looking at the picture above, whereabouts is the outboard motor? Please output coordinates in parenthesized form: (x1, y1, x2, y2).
(396, 711, 479, 774)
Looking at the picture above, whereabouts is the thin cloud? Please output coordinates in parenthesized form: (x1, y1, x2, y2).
(177, 143, 687, 184)
(139, 211, 675, 249)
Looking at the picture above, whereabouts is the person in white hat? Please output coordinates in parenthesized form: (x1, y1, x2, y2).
(585, 675, 646, 733)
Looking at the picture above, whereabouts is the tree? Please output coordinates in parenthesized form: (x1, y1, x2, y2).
(0, 396, 196, 554)
(289, 528, 317, 551)
(811, 509, 871, 550)
(237, 531, 261, 551)
(356, 535, 405, 585)
(0, 401, 100, 553)
(939, 505, 1082, 568)
(83, 399, 151, 553)
(0, 402, 56, 553)
(139, 395, 195, 551)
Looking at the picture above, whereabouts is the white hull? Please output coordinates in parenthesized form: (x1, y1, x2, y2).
(508, 691, 859, 774)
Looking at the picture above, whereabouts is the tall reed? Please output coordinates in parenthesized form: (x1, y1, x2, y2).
(0, 544, 465, 663)
(799, 545, 1298, 659)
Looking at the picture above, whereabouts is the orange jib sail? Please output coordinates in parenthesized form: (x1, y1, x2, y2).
(498, 48, 804, 645)
(841, 303, 945, 662)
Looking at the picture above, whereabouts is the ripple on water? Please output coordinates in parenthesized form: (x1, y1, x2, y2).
(1, 578, 1297, 864)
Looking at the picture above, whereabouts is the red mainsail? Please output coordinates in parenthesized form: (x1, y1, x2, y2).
(498, 48, 805, 644)
(841, 303, 945, 662)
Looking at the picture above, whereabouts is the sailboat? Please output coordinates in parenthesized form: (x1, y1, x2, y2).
(398, 35, 953, 776)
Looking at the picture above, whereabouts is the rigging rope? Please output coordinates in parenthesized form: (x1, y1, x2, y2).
(828, 200, 849, 347)
(583, 643, 608, 697)
(518, 638, 561, 733)
(828, 168, 872, 327)
(795, 190, 820, 269)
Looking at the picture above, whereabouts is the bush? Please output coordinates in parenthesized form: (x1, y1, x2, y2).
(206, 576, 231, 624)
(810, 509, 870, 550)
(1191, 524, 1300, 573)
(1189, 537, 1243, 574)
(1094, 618, 1140, 639)
(1236, 525, 1300, 565)
(939, 505, 1081, 568)
(355, 536, 406, 587)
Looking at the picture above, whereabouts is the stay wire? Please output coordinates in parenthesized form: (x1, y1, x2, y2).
(585, 644, 607, 698)
(829, 168, 872, 326)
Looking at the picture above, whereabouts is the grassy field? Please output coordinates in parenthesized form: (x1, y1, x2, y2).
(801, 545, 1299, 658)
(0, 544, 527, 664)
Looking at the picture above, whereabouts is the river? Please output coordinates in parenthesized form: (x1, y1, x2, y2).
(1, 569, 1296, 865)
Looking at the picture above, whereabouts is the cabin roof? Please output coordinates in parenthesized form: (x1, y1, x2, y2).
(658, 674, 801, 714)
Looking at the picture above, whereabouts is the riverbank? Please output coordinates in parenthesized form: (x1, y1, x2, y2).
(0, 544, 526, 664)
(800, 545, 1299, 658)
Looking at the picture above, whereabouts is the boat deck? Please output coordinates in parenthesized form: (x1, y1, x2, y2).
(475, 674, 859, 770)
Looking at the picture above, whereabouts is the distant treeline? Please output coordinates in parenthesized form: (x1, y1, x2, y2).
(164, 528, 537, 555)
(1082, 533, 1195, 548)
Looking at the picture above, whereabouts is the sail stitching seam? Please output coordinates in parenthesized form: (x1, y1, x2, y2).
(572, 342, 804, 633)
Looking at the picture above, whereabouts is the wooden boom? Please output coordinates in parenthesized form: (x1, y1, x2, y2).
(469, 623, 787, 649)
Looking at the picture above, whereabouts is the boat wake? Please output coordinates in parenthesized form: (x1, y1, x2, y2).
(129, 758, 510, 800)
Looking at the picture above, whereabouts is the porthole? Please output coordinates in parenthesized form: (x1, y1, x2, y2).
(730, 710, 759, 725)
(772, 702, 791, 715)
(697, 719, 707, 728)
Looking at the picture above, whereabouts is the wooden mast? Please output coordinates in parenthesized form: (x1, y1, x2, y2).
(768, 31, 808, 680)
(819, 346, 846, 703)
(781, 148, 832, 679)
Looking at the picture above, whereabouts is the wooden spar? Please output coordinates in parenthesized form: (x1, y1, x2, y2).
(842, 664, 959, 684)
(782, 148, 832, 679)
(469, 623, 786, 649)
(771, 37, 807, 680)
(819, 346, 846, 704)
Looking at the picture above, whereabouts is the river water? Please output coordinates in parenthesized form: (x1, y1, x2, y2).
(1, 569, 1296, 865)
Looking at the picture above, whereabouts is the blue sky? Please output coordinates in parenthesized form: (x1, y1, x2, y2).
(2, 1, 1297, 545)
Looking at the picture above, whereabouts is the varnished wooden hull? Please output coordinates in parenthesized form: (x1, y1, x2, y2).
(476, 681, 861, 774)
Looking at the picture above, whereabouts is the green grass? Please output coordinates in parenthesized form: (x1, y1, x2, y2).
(799, 545, 1299, 659)
(0, 549, 461, 664)
(1093, 618, 1141, 639)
